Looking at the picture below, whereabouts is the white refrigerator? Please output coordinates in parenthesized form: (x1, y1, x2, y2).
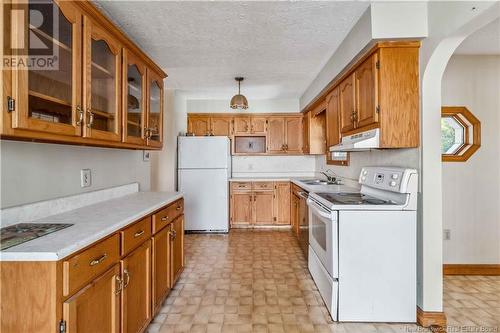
(177, 136, 231, 232)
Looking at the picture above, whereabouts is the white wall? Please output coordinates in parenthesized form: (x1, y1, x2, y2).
(233, 155, 316, 178)
(0, 141, 150, 209)
(441, 55, 500, 264)
(187, 99, 299, 114)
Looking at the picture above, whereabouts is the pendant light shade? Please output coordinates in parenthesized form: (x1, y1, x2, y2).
(230, 77, 248, 110)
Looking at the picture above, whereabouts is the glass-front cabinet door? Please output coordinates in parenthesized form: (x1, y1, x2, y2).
(82, 16, 121, 141)
(146, 70, 164, 148)
(10, 0, 82, 136)
(122, 50, 146, 145)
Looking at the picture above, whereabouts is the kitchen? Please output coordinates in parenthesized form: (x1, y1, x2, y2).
(1, 1, 499, 333)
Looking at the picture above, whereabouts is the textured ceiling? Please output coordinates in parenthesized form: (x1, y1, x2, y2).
(455, 18, 500, 55)
(94, 1, 369, 99)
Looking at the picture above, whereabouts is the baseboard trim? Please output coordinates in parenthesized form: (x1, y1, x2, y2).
(443, 264, 500, 275)
(417, 307, 447, 332)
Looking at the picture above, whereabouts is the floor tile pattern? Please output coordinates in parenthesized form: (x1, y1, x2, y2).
(147, 229, 498, 332)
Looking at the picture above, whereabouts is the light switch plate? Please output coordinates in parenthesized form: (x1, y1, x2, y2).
(143, 151, 150, 162)
(443, 229, 451, 240)
(81, 169, 91, 188)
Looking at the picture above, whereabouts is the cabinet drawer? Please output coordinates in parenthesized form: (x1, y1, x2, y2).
(121, 216, 152, 255)
(152, 199, 184, 233)
(253, 182, 274, 191)
(231, 182, 252, 191)
(63, 234, 120, 297)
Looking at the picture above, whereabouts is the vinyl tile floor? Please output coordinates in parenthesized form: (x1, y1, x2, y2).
(147, 229, 499, 333)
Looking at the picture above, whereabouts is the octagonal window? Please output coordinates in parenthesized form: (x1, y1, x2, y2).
(441, 106, 481, 162)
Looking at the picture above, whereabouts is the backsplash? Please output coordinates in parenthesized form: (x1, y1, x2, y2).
(232, 155, 317, 178)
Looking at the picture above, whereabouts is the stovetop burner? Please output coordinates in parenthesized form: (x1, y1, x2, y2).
(1, 223, 73, 250)
(316, 192, 395, 206)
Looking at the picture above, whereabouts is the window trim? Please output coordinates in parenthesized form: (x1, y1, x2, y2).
(441, 106, 481, 162)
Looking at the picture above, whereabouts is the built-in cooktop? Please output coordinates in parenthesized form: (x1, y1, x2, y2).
(1, 223, 73, 250)
(316, 192, 396, 205)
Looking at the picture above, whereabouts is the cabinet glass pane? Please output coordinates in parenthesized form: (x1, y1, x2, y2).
(91, 39, 116, 132)
(28, 1, 72, 124)
(127, 65, 142, 137)
(149, 81, 161, 141)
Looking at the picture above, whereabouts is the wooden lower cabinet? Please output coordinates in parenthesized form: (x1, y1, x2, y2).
(230, 181, 291, 227)
(152, 226, 171, 313)
(63, 264, 121, 333)
(170, 216, 184, 286)
(121, 241, 151, 333)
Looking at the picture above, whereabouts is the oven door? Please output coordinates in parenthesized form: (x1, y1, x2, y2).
(307, 198, 338, 279)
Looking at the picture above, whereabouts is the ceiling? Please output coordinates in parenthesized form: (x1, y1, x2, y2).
(455, 18, 500, 55)
(94, 1, 369, 99)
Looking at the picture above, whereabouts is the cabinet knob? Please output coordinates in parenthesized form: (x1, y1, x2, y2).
(161, 216, 169, 222)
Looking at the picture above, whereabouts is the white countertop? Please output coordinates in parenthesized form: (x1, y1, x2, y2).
(1, 191, 183, 262)
(229, 177, 359, 194)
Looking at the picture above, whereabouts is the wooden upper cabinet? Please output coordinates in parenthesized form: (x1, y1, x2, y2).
(251, 117, 267, 134)
(63, 264, 121, 333)
(302, 112, 310, 154)
(339, 73, 356, 134)
(211, 117, 233, 136)
(146, 69, 164, 147)
(355, 53, 379, 129)
(10, 0, 83, 137)
(170, 216, 184, 286)
(326, 87, 341, 148)
(285, 116, 303, 153)
(274, 182, 290, 225)
(267, 117, 286, 153)
(253, 192, 274, 225)
(233, 117, 251, 135)
(82, 16, 122, 142)
(188, 116, 211, 136)
(122, 50, 146, 145)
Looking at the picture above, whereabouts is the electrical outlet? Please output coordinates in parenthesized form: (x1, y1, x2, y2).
(443, 229, 451, 240)
(143, 151, 150, 162)
(81, 169, 91, 188)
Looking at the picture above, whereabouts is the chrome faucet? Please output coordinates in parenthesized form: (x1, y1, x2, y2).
(320, 170, 341, 184)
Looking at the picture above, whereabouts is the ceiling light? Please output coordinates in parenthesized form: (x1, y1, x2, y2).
(230, 77, 248, 110)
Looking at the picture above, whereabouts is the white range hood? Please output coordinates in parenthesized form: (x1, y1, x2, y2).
(330, 128, 380, 152)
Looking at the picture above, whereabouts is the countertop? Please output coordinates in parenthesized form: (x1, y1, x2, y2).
(1, 191, 183, 262)
(229, 177, 359, 194)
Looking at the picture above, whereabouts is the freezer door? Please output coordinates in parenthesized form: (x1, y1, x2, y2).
(178, 136, 230, 169)
(178, 169, 229, 232)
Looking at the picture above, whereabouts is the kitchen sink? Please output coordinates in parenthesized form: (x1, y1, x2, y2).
(299, 179, 338, 185)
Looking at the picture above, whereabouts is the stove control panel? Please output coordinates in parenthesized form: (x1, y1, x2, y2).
(359, 167, 416, 193)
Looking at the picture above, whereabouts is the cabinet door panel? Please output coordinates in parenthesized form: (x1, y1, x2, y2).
(233, 117, 250, 135)
(83, 16, 121, 141)
(253, 192, 274, 225)
(285, 117, 302, 153)
(231, 192, 253, 226)
(339, 74, 355, 134)
(171, 216, 184, 286)
(122, 240, 151, 333)
(251, 117, 267, 134)
(147, 70, 164, 147)
(326, 87, 341, 148)
(152, 226, 171, 313)
(188, 117, 210, 136)
(12, 0, 82, 136)
(355, 53, 379, 128)
(63, 265, 120, 333)
(211, 117, 233, 136)
(122, 50, 146, 145)
(274, 182, 290, 225)
(267, 118, 285, 153)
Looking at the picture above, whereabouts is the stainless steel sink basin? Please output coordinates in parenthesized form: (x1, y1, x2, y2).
(299, 179, 337, 185)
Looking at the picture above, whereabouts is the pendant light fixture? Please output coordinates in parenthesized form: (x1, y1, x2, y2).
(230, 77, 248, 110)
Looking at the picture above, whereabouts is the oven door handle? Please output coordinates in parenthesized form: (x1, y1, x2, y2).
(307, 199, 332, 219)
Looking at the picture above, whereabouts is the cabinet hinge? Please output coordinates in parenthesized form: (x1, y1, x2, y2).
(376, 61, 380, 69)
(59, 320, 66, 333)
(7, 96, 15, 112)
(376, 106, 380, 113)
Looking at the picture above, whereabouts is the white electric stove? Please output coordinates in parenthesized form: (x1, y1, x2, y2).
(307, 167, 418, 323)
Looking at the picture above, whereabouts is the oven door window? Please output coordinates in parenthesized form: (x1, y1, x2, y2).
(311, 213, 327, 251)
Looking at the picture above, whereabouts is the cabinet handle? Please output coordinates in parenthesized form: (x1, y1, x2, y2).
(115, 275, 123, 295)
(161, 216, 169, 222)
(87, 110, 94, 128)
(170, 230, 177, 240)
(134, 230, 145, 238)
(176, 205, 182, 211)
(89, 253, 107, 266)
(123, 269, 130, 288)
(76, 106, 83, 126)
